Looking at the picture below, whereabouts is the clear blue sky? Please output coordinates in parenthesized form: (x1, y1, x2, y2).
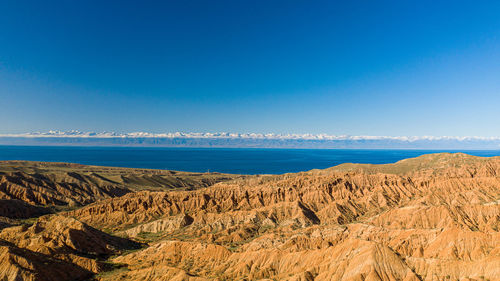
(1, 0, 499, 136)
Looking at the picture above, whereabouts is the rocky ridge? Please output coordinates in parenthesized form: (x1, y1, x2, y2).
(0, 161, 241, 206)
(0, 153, 499, 281)
(67, 153, 500, 281)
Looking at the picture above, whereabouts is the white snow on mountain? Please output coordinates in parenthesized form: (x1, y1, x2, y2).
(1, 131, 500, 141)
(1, 131, 500, 149)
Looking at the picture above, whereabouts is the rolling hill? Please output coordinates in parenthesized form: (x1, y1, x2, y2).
(0, 154, 499, 281)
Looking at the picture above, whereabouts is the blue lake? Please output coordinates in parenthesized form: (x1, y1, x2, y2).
(1, 146, 500, 174)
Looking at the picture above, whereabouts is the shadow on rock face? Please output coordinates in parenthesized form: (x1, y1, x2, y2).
(0, 199, 51, 219)
(0, 239, 94, 281)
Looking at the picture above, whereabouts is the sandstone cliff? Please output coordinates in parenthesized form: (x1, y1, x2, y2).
(0, 160, 241, 212)
(1, 154, 499, 281)
(0, 215, 140, 281)
(67, 153, 500, 281)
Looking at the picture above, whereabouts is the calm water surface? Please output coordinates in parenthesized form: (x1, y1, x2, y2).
(1, 146, 500, 174)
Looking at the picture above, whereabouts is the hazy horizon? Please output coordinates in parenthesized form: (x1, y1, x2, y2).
(1, 130, 500, 149)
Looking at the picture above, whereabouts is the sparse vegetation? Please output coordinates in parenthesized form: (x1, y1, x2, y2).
(1, 154, 499, 281)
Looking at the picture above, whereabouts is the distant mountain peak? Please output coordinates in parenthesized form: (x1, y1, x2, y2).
(1, 131, 500, 149)
(2, 131, 500, 140)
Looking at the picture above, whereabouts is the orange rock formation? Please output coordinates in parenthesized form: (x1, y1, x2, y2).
(0, 153, 499, 281)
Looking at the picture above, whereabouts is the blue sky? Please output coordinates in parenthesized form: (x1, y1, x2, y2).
(1, 0, 499, 136)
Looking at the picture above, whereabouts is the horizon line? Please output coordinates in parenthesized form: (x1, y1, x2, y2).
(1, 130, 500, 142)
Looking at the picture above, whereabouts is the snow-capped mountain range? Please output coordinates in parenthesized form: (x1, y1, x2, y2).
(1, 131, 500, 149)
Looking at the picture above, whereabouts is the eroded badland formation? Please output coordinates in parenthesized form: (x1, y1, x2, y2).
(0, 153, 499, 281)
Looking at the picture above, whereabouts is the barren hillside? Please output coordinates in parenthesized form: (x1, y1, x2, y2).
(0, 154, 499, 281)
(0, 161, 242, 214)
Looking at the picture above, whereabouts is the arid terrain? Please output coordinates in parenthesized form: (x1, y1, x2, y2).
(0, 153, 499, 281)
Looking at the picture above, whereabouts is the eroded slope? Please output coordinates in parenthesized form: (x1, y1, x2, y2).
(0, 215, 141, 281)
(65, 153, 500, 281)
(0, 160, 242, 214)
(1, 153, 499, 281)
